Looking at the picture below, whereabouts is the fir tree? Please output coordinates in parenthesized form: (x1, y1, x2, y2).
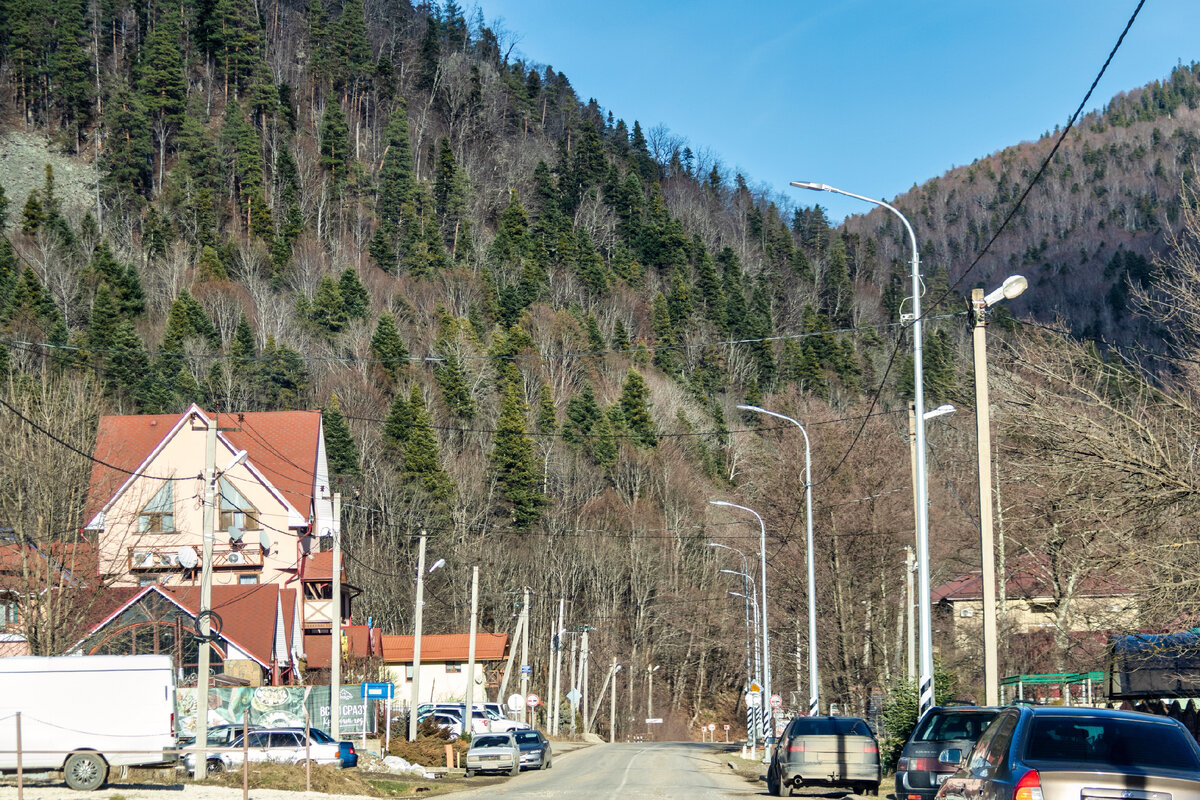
(309, 274, 344, 336)
(377, 105, 415, 230)
(535, 382, 556, 435)
(370, 311, 409, 384)
(338, 268, 369, 320)
(138, 5, 186, 191)
(434, 352, 475, 419)
(319, 101, 352, 186)
(490, 380, 546, 529)
(619, 369, 657, 448)
(403, 385, 455, 504)
(561, 382, 600, 448)
(257, 336, 308, 409)
(592, 412, 617, 469)
(322, 394, 361, 476)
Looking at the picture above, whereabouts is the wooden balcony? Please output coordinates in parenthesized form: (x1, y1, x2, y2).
(127, 544, 265, 571)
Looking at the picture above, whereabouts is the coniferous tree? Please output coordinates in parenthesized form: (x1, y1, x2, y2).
(310, 274, 345, 336)
(102, 89, 153, 198)
(338, 268, 369, 320)
(561, 382, 600, 448)
(138, 5, 186, 192)
(592, 412, 617, 469)
(322, 394, 361, 476)
(257, 336, 308, 409)
(0, 182, 9, 231)
(619, 369, 657, 448)
(403, 385, 455, 504)
(382, 387, 412, 451)
(490, 380, 546, 529)
(319, 101, 352, 187)
(434, 352, 475, 419)
(370, 311, 409, 384)
(535, 382, 556, 435)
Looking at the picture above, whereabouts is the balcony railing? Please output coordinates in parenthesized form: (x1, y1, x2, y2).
(127, 544, 265, 571)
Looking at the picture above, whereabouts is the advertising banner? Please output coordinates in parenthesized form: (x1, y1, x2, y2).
(177, 685, 375, 737)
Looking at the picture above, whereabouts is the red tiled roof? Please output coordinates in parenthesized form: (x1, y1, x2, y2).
(165, 584, 285, 667)
(86, 407, 322, 526)
(302, 625, 381, 669)
(297, 550, 343, 580)
(932, 556, 1133, 603)
(0, 541, 100, 582)
(381, 633, 509, 663)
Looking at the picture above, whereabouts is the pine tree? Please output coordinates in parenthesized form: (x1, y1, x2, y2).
(535, 382, 556, 435)
(377, 105, 415, 230)
(20, 191, 43, 234)
(138, 4, 186, 192)
(101, 88, 153, 198)
(490, 380, 546, 529)
(382, 388, 413, 450)
(338, 268, 369, 320)
(592, 412, 617, 469)
(434, 352, 475, 419)
(619, 369, 657, 448)
(257, 336, 308, 409)
(230, 313, 256, 379)
(319, 101, 352, 186)
(561, 382, 600, 448)
(0, 182, 9, 231)
(322, 393, 361, 476)
(309, 274, 344, 336)
(370, 311, 409, 383)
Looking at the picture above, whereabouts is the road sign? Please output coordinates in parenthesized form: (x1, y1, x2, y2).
(566, 688, 582, 705)
(723, 724, 730, 731)
(749, 682, 762, 693)
(520, 664, 532, 674)
(360, 682, 394, 699)
(769, 694, 782, 709)
(707, 723, 716, 732)
(747, 692, 762, 707)
(645, 718, 663, 724)
(526, 693, 541, 708)
(507, 693, 524, 711)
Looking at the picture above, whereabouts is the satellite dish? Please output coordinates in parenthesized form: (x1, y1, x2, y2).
(259, 530, 272, 552)
(177, 546, 199, 570)
(319, 527, 334, 538)
(228, 524, 243, 543)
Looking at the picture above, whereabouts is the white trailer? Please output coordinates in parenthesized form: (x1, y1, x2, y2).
(0, 654, 177, 790)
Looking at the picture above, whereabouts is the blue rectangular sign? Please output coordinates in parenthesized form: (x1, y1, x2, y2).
(361, 681, 395, 699)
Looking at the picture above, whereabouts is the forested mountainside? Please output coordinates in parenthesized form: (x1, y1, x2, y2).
(2, 0, 1200, 728)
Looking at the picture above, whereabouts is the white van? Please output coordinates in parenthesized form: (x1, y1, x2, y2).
(0, 654, 177, 790)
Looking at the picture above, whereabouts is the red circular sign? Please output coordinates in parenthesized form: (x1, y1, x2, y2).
(769, 694, 783, 708)
(526, 693, 541, 708)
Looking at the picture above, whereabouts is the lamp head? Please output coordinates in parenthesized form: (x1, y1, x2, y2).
(223, 449, 248, 472)
(924, 404, 956, 421)
(790, 181, 829, 192)
(736, 404, 765, 414)
(429, 558, 446, 573)
(708, 500, 733, 509)
(983, 274, 1028, 307)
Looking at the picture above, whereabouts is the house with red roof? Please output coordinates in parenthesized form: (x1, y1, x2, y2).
(72, 405, 367, 682)
(381, 633, 509, 703)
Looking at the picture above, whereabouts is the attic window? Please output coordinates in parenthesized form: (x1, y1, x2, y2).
(219, 477, 260, 532)
(139, 482, 175, 533)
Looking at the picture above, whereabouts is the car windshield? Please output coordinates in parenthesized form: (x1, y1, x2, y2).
(514, 732, 540, 744)
(790, 717, 873, 736)
(308, 729, 335, 744)
(1025, 716, 1200, 770)
(473, 736, 511, 748)
(913, 710, 997, 742)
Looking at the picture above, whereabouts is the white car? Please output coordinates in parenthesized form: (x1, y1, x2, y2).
(418, 704, 530, 733)
(217, 728, 356, 770)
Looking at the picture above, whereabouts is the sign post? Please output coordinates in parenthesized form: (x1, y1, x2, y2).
(362, 683, 394, 752)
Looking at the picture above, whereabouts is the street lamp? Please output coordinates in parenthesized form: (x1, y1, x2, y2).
(730, 589, 762, 749)
(646, 664, 660, 736)
(906, 403, 955, 682)
(736, 404, 820, 718)
(792, 180, 936, 715)
(972, 274, 1026, 705)
(709, 542, 754, 708)
(408, 534, 443, 741)
(709, 500, 772, 750)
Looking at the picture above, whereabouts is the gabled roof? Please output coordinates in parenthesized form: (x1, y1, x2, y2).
(932, 556, 1133, 604)
(86, 584, 292, 668)
(303, 626, 383, 669)
(86, 406, 324, 527)
(381, 633, 509, 663)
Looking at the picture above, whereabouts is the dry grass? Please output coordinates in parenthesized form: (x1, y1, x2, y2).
(127, 762, 445, 797)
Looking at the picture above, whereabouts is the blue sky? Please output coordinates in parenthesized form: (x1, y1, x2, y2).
(476, 0, 1200, 221)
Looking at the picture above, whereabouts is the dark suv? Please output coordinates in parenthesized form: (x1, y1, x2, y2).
(767, 715, 881, 796)
(895, 705, 999, 800)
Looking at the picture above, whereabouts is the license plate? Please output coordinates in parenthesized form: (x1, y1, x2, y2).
(936, 774, 949, 785)
(482, 755, 500, 760)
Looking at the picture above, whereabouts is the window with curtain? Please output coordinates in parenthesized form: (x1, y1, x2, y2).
(218, 477, 260, 532)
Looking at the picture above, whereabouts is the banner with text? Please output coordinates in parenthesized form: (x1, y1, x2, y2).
(177, 685, 376, 737)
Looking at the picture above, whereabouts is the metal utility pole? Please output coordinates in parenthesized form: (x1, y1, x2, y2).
(407, 531, 427, 741)
(568, 635, 578, 736)
(194, 413, 218, 781)
(465, 566, 479, 725)
(331, 493, 342, 739)
(551, 598, 564, 735)
(519, 589, 530, 725)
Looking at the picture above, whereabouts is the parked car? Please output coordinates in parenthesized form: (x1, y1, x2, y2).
(417, 711, 467, 738)
(464, 732, 521, 777)
(767, 715, 881, 796)
(416, 703, 531, 732)
(180, 725, 261, 775)
(216, 728, 357, 771)
(513, 729, 552, 770)
(935, 706, 1200, 800)
(895, 704, 999, 800)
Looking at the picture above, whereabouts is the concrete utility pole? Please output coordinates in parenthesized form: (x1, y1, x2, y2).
(609, 659, 618, 743)
(194, 413, 218, 781)
(465, 566, 479, 725)
(407, 531, 427, 741)
(906, 546, 916, 683)
(331, 493, 342, 740)
(519, 589, 530, 725)
(581, 629, 590, 734)
(568, 635, 578, 736)
(551, 599, 564, 735)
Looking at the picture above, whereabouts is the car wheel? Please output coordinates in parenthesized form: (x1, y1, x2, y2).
(766, 766, 782, 797)
(64, 752, 108, 791)
(867, 784, 881, 797)
(464, 768, 475, 777)
(207, 759, 225, 775)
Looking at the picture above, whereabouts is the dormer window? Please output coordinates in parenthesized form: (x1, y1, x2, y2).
(219, 477, 260, 532)
(138, 482, 175, 532)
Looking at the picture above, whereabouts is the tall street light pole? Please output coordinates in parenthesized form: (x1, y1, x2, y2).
(972, 275, 1027, 706)
(736, 405, 819, 717)
(792, 180, 935, 715)
(907, 403, 955, 685)
(709, 543, 753, 709)
(709, 500, 771, 749)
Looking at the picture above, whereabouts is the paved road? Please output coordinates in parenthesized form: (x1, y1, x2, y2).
(457, 742, 762, 799)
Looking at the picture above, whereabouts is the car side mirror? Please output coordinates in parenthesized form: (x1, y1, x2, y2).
(939, 748, 962, 766)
